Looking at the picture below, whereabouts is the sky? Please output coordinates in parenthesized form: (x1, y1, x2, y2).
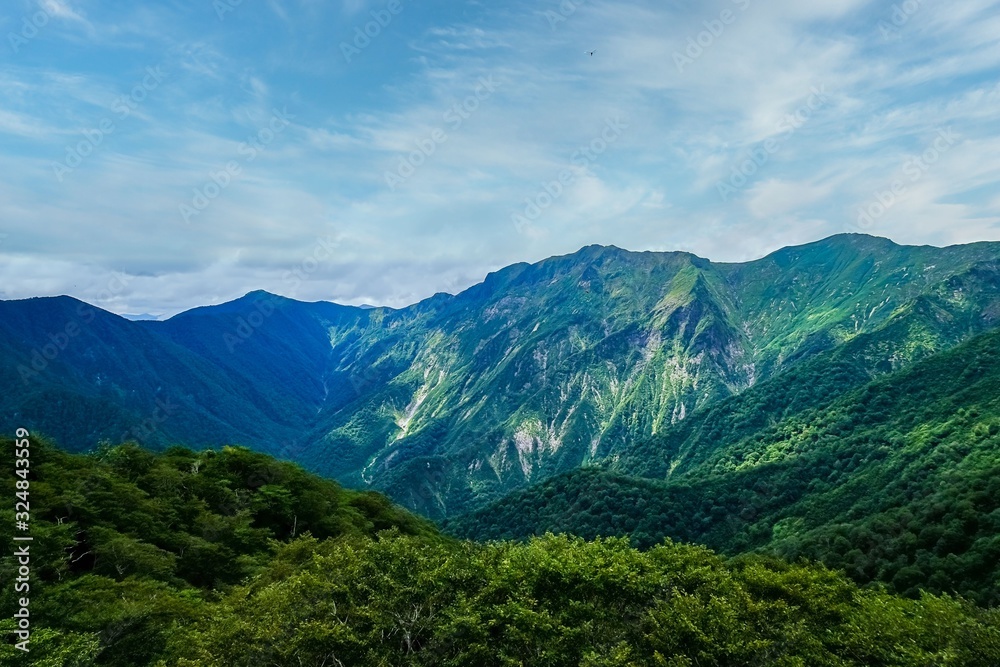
(1, 0, 999, 317)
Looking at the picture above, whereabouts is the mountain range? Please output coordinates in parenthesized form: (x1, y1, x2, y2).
(4, 233, 1000, 525)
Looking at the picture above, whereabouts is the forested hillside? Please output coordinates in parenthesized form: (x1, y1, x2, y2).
(448, 326, 1000, 605)
(3, 438, 999, 666)
(305, 235, 1000, 517)
(4, 235, 1000, 519)
(0, 437, 435, 665)
(0, 293, 366, 453)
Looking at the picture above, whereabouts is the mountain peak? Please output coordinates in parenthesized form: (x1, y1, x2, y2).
(241, 289, 286, 301)
(817, 233, 899, 248)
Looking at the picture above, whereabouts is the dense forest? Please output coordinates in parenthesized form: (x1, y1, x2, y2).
(448, 327, 1000, 606)
(3, 438, 1000, 665)
(0, 438, 435, 665)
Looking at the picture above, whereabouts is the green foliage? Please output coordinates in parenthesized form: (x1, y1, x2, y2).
(450, 327, 1000, 605)
(163, 533, 1000, 666)
(357, 236, 1000, 516)
(0, 437, 436, 666)
(5, 237, 1000, 520)
(5, 238, 1000, 663)
(3, 437, 999, 665)
(0, 619, 101, 666)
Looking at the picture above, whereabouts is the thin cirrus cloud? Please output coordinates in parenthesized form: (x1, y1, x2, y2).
(0, 0, 997, 317)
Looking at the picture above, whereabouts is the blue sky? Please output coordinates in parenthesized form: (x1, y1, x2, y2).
(1, 0, 999, 316)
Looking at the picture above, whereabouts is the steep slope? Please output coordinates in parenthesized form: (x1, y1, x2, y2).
(615, 255, 1000, 479)
(447, 327, 1000, 605)
(718, 235, 1000, 371)
(301, 248, 756, 511)
(315, 236, 1000, 518)
(2, 235, 1000, 519)
(139, 291, 376, 437)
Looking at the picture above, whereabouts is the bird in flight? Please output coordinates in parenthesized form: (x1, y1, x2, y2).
(585, 50, 596, 56)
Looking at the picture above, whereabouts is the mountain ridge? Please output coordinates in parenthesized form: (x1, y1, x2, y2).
(3, 234, 1000, 519)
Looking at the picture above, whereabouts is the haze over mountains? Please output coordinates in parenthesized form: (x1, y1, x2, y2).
(4, 233, 1000, 522)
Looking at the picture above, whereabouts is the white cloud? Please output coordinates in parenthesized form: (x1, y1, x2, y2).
(0, 0, 998, 315)
(746, 179, 835, 220)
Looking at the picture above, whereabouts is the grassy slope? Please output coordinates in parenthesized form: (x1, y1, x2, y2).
(311, 237, 1000, 518)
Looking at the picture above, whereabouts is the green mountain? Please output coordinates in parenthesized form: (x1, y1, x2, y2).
(4, 438, 998, 666)
(301, 234, 1000, 517)
(447, 325, 1000, 605)
(2, 234, 1000, 518)
(6, 234, 1000, 663)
